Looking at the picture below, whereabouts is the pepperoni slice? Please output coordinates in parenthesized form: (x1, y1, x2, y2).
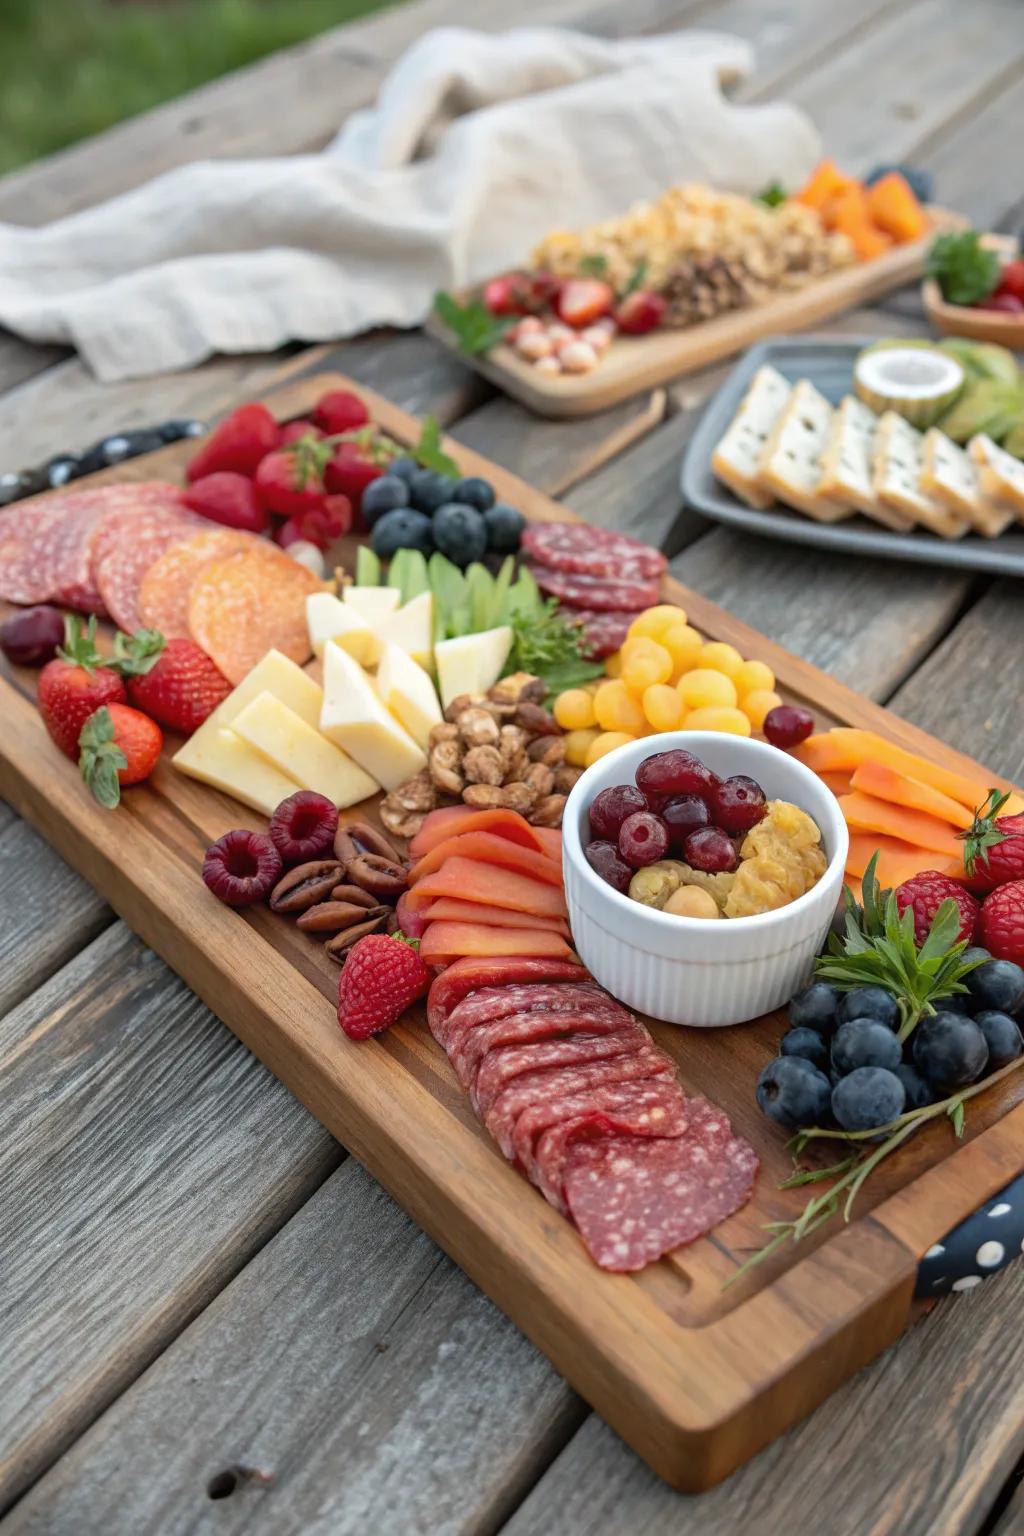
(187, 546, 320, 684)
(531, 566, 662, 612)
(138, 527, 259, 638)
(521, 523, 666, 580)
(96, 516, 206, 634)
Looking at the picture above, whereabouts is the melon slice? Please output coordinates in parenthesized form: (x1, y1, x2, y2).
(421, 921, 572, 965)
(795, 729, 991, 811)
(845, 832, 965, 888)
(837, 791, 964, 860)
(850, 761, 973, 830)
(420, 898, 570, 936)
(408, 830, 562, 887)
(818, 770, 854, 798)
(409, 806, 547, 858)
(407, 856, 568, 918)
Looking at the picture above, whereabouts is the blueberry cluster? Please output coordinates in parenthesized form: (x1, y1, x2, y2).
(365, 462, 525, 567)
(757, 953, 1024, 1134)
(0, 419, 207, 506)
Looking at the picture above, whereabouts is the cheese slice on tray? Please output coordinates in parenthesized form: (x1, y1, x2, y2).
(320, 640, 428, 791)
(233, 691, 379, 808)
(922, 430, 1014, 537)
(710, 364, 791, 509)
(817, 395, 912, 530)
(872, 413, 968, 539)
(969, 434, 1024, 518)
(172, 724, 300, 815)
(757, 380, 852, 523)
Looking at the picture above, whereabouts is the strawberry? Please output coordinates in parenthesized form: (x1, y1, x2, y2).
(895, 870, 978, 946)
(115, 631, 231, 734)
(185, 403, 280, 482)
(275, 494, 352, 551)
(324, 440, 384, 510)
(978, 880, 1024, 964)
(996, 259, 1024, 302)
(614, 290, 667, 334)
(279, 418, 324, 446)
(337, 932, 431, 1040)
(960, 790, 1024, 891)
(311, 390, 370, 436)
(255, 439, 328, 518)
(555, 278, 614, 328)
(483, 274, 531, 316)
(79, 703, 163, 808)
(183, 471, 268, 533)
(37, 616, 127, 759)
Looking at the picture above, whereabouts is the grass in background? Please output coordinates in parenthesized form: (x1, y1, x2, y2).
(0, 0, 395, 175)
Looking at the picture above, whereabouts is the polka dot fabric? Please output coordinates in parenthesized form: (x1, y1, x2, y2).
(915, 1176, 1024, 1296)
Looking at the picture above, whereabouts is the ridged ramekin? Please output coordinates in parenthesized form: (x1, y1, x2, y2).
(561, 732, 849, 1028)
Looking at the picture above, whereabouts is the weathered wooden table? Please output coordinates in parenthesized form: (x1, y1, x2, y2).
(3, 1, 1024, 1530)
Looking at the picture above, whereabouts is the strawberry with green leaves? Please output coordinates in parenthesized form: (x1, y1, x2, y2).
(337, 932, 431, 1040)
(37, 616, 127, 759)
(114, 629, 231, 734)
(961, 790, 1024, 892)
(79, 704, 163, 808)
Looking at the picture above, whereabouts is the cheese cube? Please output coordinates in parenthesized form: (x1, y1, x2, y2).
(922, 430, 1013, 537)
(172, 724, 300, 815)
(320, 641, 427, 791)
(343, 586, 401, 624)
(213, 648, 323, 732)
(233, 691, 378, 808)
(757, 381, 852, 523)
(388, 590, 434, 670)
(434, 627, 513, 709)
(377, 642, 442, 751)
(711, 364, 791, 509)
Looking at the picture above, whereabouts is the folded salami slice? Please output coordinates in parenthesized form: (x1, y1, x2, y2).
(426, 959, 591, 1045)
(471, 1022, 648, 1117)
(522, 523, 666, 581)
(560, 607, 642, 660)
(513, 1079, 689, 1182)
(452, 1002, 630, 1090)
(532, 565, 662, 613)
(563, 1099, 758, 1271)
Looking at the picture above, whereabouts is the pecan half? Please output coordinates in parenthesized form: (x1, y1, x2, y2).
(329, 883, 381, 909)
(325, 911, 389, 960)
(297, 901, 389, 934)
(346, 852, 408, 901)
(269, 860, 344, 914)
(334, 820, 403, 865)
(527, 735, 566, 767)
(514, 701, 560, 736)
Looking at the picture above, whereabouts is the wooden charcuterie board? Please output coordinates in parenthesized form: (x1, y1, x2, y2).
(2, 371, 1022, 1493)
(428, 208, 966, 418)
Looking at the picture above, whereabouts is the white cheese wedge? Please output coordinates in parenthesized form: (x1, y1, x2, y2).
(343, 586, 401, 623)
(922, 430, 1013, 537)
(320, 641, 427, 791)
(204, 647, 323, 731)
(306, 591, 376, 666)
(817, 395, 912, 530)
(711, 364, 791, 509)
(172, 725, 300, 816)
(434, 626, 513, 709)
(872, 413, 968, 539)
(969, 434, 1024, 518)
(377, 642, 442, 751)
(233, 690, 378, 809)
(757, 380, 852, 523)
(387, 590, 434, 670)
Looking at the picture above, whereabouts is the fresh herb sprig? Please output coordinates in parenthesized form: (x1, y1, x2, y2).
(432, 291, 517, 356)
(287, 413, 459, 481)
(757, 181, 787, 208)
(927, 230, 1001, 306)
(506, 601, 605, 699)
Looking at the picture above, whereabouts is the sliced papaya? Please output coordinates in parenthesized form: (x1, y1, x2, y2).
(837, 791, 964, 859)
(794, 159, 856, 212)
(850, 761, 973, 830)
(846, 832, 965, 888)
(866, 172, 928, 243)
(530, 827, 563, 861)
(420, 897, 570, 937)
(409, 806, 548, 858)
(819, 770, 854, 798)
(421, 921, 573, 966)
(829, 185, 893, 259)
(795, 730, 992, 811)
(408, 830, 562, 887)
(406, 856, 569, 918)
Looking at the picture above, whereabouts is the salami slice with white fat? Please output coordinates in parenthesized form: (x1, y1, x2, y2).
(447, 991, 630, 1087)
(532, 565, 662, 613)
(513, 1079, 689, 1180)
(471, 1022, 648, 1117)
(96, 514, 206, 634)
(522, 523, 666, 580)
(486, 1047, 675, 1162)
(560, 607, 641, 660)
(441, 980, 614, 1054)
(426, 958, 590, 1042)
(0, 502, 69, 603)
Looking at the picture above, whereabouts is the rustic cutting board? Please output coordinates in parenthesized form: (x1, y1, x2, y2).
(428, 208, 965, 418)
(2, 372, 1022, 1494)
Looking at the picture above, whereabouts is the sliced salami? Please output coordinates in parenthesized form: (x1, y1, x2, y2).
(533, 1105, 686, 1214)
(96, 515, 206, 634)
(522, 523, 666, 581)
(452, 1003, 630, 1090)
(532, 565, 662, 613)
(471, 1022, 648, 1117)
(560, 607, 641, 660)
(513, 1078, 689, 1182)
(0, 502, 69, 603)
(444, 980, 617, 1049)
(563, 1099, 759, 1272)
(426, 958, 591, 1044)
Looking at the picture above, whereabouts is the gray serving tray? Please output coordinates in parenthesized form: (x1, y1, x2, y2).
(681, 336, 1024, 577)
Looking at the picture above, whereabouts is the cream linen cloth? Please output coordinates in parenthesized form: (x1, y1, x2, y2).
(0, 27, 820, 381)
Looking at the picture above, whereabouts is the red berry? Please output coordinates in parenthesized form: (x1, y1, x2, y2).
(555, 278, 615, 328)
(268, 790, 339, 865)
(483, 274, 536, 316)
(78, 703, 163, 807)
(186, 403, 280, 482)
(589, 784, 647, 841)
(278, 419, 323, 446)
(183, 471, 269, 533)
(763, 704, 815, 749)
(962, 791, 1024, 891)
(617, 811, 669, 869)
(661, 795, 710, 851)
(613, 290, 667, 335)
(978, 880, 1024, 964)
(312, 390, 370, 435)
(1, 605, 65, 666)
(120, 635, 231, 735)
(683, 826, 738, 874)
(996, 259, 1024, 301)
(584, 839, 633, 893)
(977, 293, 1024, 314)
(203, 828, 283, 907)
(895, 870, 979, 946)
(710, 775, 767, 834)
(337, 933, 431, 1040)
(637, 748, 719, 801)
(324, 441, 383, 510)
(255, 448, 326, 518)
(37, 616, 127, 759)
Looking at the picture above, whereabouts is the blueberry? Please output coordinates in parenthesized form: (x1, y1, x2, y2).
(451, 475, 495, 512)
(831, 1018, 902, 1077)
(408, 469, 456, 514)
(837, 985, 900, 1031)
(484, 501, 526, 554)
(756, 1056, 832, 1130)
(432, 502, 488, 566)
(99, 434, 133, 465)
(780, 1027, 829, 1073)
(895, 1063, 934, 1112)
(788, 980, 841, 1036)
(931, 992, 972, 1016)
(975, 1011, 1024, 1070)
(388, 456, 420, 484)
(966, 959, 1024, 1016)
(832, 1067, 906, 1132)
(361, 474, 410, 527)
(370, 508, 434, 560)
(912, 1011, 989, 1092)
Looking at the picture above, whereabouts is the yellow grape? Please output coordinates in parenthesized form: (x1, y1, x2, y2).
(741, 688, 783, 732)
(604, 649, 623, 679)
(697, 641, 744, 679)
(627, 604, 688, 641)
(563, 727, 600, 766)
(734, 658, 775, 696)
(642, 683, 684, 731)
(621, 641, 673, 693)
(594, 680, 646, 734)
(554, 688, 596, 730)
(676, 668, 738, 710)
(585, 730, 637, 767)
(683, 706, 752, 736)
(662, 623, 703, 676)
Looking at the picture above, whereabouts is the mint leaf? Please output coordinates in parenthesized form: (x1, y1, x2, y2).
(433, 291, 516, 357)
(757, 181, 787, 207)
(412, 414, 459, 478)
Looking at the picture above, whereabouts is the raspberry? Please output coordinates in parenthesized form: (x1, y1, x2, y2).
(268, 790, 339, 865)
(337, 933, 431, 1040)
(203, 829, 283, 907)
(895, 871, 978, 946)
(962, 791, 1024, 892)
(978, 881, 1024, 965)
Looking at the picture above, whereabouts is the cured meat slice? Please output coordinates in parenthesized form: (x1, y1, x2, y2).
(471, 1022, 648, 1117)
(418, 899, 570, 937)
(534, 1105, 683, 1213)
(531, 566, 662, 613)
(560, 607, 642, 660)
(563, 1099, 758, 1271)
(0, 502, 69, 603)
(188, 547, 320, 684)
(521, 523, 666, 581)
(408, 830, 562, 887)
(96, 516, 206, 634)
(56, 483, 186, 613)
(426, 957, 590, 1042)
(452, 1003, 630, 1089)
(137, 527, 258, 638)
(443, 980, 619, 1053)
(513, 1079, 688, 1181)
(420, 923, 573, 967)
(486, 1046, 674, 1161)
(406, 857, 568, 917)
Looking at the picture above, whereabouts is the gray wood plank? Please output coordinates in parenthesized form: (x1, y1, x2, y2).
(313, 329, 493, 424)
(993, 1469, 1024, 1533)
(911, 67, 1024, 228)
(5, 1160, 582, 1536)
(564, 411, 708, 555)
(498, 1260, 1024, 1536)
(0, 923, 339, 1513)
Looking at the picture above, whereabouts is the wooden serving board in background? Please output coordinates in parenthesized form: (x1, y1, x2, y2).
(2, 372, 1022, 1493)
(429, 208, 965, 418)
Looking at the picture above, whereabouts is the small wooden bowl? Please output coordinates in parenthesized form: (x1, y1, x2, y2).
(923, 278, 1024, 348)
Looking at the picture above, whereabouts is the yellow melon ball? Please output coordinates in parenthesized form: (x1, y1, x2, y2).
(603, 650, 623, 679)
(563, 727, 600, 766)
(676, 668, 738, 711)
(621, 640, 673, 694)
(683, 706, 752, 736)
(627, 604, 688, 642)
(585, 730, 637, 767)
(642, 683, 685, 731)
(554, 688, 596, 730)
(697, 641, 744, 680)
(662, 623, 703, 677)
(734, 658, 775, 696)
(741, 688, 783, 732)
(594, 680, 646, 734)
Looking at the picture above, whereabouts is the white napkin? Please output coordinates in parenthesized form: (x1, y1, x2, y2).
(0, 27, 820, 382)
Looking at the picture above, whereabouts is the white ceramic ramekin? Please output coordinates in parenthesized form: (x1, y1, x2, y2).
(561, 732, 849, 1028)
